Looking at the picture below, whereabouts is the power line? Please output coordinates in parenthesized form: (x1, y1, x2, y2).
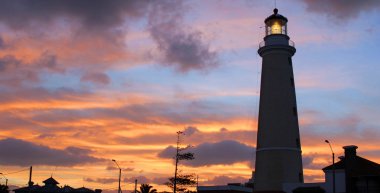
(3, 168, 29, 175)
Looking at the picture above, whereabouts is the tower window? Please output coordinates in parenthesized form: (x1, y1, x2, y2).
(290, 77, 294, 87)
(288, 57, 292, 66)
(293, 107, 298, 116)
(296, 138, 300, 148)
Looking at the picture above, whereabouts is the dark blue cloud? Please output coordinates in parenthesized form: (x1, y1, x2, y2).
(0, 1, 219, 72)
(0, 0, 149, 31)
(158, 140, 255, 167)
(301, 0, 380, 20)
(0, 138, 104, 166)
(148, 2, 219, 72)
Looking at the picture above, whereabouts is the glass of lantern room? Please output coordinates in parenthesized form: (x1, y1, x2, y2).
(264, 9, 288, 36)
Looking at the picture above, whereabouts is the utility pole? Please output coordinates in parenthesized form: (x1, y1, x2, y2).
(28, 166, 33, 193)
(134, 179, 137, 193)
(118, 168, 121, 193)
(173, 131, 183, 193)
(196, 175, 199, 192)
(28, 166, 33, 187)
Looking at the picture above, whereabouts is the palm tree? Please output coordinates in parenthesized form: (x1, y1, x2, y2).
(137, 184, 157, 193)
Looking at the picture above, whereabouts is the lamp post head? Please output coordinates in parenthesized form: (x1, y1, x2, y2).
(112, 159, 121, 169)
(325, 139, 335, 154)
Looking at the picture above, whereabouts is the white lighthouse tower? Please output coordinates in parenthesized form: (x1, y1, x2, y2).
(254, 9, 303, 192)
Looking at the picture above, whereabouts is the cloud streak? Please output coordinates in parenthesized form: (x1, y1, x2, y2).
(0, 138, 104, 166)
(0, 53, 61, 87)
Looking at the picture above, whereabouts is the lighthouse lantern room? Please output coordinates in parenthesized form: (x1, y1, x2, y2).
(264, 8, 288, 35)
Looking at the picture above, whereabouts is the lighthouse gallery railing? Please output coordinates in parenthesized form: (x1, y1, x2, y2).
(259, 39, 295, 48)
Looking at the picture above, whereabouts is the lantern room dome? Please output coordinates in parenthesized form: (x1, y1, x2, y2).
(264, 8, 288, 24)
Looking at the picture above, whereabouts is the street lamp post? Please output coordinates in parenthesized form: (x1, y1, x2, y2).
(325, 140, 336, 193)
(0, 173, 8, 186)
(112, 159, 122, 193)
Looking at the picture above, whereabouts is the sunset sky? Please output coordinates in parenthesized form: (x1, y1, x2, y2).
(1, 0, 380, 192)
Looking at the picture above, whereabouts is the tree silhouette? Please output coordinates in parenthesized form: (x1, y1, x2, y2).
(137, 184, 157, 193)
(0, 185, 9, 193)
(165, 131, 196, 193)
(164, 174, 196, 193)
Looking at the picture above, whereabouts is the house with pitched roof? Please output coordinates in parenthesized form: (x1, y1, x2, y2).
(13, 177, 101, 193)
(322, 145, 380, 193)
(284, 145, 380, 193)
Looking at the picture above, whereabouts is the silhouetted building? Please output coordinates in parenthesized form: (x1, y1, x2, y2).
(13, 177, 101, 193)
(197, 172, 254, 193)
(322, 145, 380, 193)
(283, 145, 380, 193)
(292, 186, 325, 193)
(254, 8, 303, 193)
(198, 183, 253, 193)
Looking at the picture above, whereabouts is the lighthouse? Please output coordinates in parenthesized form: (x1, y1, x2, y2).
(254, 9, 303, 192)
